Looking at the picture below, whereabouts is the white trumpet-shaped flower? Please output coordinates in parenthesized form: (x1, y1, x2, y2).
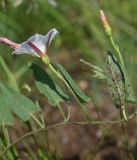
(0, 28, 58, 57)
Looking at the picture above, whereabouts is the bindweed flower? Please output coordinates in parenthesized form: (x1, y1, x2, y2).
(0, 28, 58, 58)
(100, 10, 112, 36)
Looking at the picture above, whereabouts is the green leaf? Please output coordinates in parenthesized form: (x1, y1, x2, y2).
(106, 51, 125, 109)
(55, 63, 91, 104)
(124, 74, 135, 103)
(30, 63, 69, 107)
(0, 83, 40, 126)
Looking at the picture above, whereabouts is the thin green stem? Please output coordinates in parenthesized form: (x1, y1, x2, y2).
(35, 101, 46, 127)
(0, 55, 19, 91)
(57, 103, 67, 121)
(48, 63, 91, 120)
(0, 138, 6, 150)
(66, 105, 71, 121)
(39, 112, 46, 128)
(42, 57, 89, 118)
(31, 114, 44, 128)
(109, 35, 130, 121)
(109, 36, 125, 69)
(2, 125, 10, 146)
(80, 59, 104, 73)
(109, 35, 134, 158)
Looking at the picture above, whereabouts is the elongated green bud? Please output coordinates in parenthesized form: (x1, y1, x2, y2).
(100, 10, 112, 36)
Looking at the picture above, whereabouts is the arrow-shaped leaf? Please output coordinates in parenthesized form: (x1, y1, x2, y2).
(30, 63, 69, 107)
(0, 83, 40, 126)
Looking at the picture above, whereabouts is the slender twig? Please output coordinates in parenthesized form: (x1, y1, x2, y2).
(0, 113, 135, 159)
(80, 59, 104, 73)
(57, 103, 67, 121)
(31, 113, 44, 128)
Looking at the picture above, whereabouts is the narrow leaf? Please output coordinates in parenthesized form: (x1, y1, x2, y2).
(55, 63, 91, 104)
(124, 75, 135, 103)
(30, 63, 69, 107)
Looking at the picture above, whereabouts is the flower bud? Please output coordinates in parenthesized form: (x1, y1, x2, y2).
(100, 10, 112, 36)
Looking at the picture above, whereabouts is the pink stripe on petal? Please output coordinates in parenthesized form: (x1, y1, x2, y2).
(27, 41, 44, 57)
(45, 30, 54, 52)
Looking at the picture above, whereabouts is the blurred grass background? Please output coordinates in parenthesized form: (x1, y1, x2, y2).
(0, 0, 137, 89)
(0, 0, 137, 159)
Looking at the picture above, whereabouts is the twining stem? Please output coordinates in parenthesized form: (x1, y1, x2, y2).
(0, 113, 135, 158)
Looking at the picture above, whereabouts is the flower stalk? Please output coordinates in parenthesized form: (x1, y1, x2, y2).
(0, 28, 91, 120)
(100, 10, 129, 121)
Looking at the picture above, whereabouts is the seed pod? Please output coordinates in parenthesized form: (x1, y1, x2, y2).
(106, 51, 125, 108)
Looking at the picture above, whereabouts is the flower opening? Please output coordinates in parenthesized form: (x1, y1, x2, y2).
(0, 28, 58, 57)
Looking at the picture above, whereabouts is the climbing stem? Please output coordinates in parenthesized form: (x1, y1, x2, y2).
(109, 36, 125, 69)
